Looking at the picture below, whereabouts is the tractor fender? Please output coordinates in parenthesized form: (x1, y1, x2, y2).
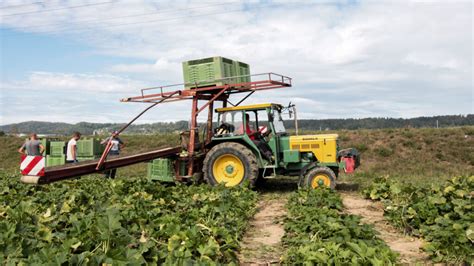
(298, 161, 319, 187)
(207, 139, 265, 168)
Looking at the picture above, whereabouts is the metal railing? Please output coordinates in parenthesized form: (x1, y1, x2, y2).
(138, 72, 292, 98)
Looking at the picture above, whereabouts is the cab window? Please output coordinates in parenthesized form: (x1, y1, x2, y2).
(220, 111, 244, 135)
(272, 109, 286, 134)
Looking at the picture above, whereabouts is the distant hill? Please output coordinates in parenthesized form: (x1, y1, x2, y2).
(1, 115, 472, 135)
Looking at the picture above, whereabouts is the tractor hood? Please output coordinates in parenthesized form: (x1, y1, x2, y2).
(288, 134, 339, 163)
(290, 134, 339, 142)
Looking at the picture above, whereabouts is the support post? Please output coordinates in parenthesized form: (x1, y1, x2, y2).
(206, 101, 214, 145)
(187, 97, 199, 176)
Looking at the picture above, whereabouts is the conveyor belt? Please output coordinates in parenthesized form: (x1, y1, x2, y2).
(29, 146, 181, 184)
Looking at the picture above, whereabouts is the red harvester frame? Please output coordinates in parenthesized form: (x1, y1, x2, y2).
(120, 73, 292, 179)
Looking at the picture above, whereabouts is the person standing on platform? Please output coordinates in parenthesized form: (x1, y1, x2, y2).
(101, 131, 125, 178)
(66, 132, 81, 163)
(18, 133, 45, 156)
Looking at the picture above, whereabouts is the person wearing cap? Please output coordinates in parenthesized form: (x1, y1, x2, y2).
(101, 131, 125, 179)
(18, 133, 45, 156)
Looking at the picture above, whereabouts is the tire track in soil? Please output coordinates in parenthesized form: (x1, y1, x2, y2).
(340, 192, 430, 264)
(238, 196, 287, 265)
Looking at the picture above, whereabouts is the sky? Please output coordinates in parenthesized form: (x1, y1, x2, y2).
(0, 0, 472, 125)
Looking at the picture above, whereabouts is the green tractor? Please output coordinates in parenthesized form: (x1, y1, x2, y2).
(199, 103, 359, 189)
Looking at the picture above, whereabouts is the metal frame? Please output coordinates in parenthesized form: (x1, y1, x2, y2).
(121, 72, 292, 178)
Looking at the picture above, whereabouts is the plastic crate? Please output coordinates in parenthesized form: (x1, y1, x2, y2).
(39, 138, 50, 155)
(77, 139, 104, 157)
(77, 156, 99, 162)
(147, 158, 175, 182)
(46, 155, 66, 167)
(233, 61, 251, 84)
(49, 141, 66, 156)
(182, 56, 237, 89)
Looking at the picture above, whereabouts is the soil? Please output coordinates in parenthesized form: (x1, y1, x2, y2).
(340, 192, 430, 264)
(238, 195, 287, 265)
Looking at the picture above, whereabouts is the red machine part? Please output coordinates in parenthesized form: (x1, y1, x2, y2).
(341, 156, 356, 173)
(20, 155, 45, 176)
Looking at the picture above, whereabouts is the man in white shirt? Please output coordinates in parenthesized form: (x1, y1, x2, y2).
(66, 132, 81, 163)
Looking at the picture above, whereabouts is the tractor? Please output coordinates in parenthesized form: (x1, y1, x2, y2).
(201, 103, 359, 189)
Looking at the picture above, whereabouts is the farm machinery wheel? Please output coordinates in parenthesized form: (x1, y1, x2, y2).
(203, 142, 258, 187)
(304, 166, 336, 189)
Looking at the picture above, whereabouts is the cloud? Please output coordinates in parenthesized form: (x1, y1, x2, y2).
(0, 0, 472, 125)
(3, 72, 148, 93)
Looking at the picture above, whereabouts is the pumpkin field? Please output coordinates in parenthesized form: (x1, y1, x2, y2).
(1, 126, 473, 264)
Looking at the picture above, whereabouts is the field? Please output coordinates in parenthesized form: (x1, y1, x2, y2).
(1, 126, 473, 264)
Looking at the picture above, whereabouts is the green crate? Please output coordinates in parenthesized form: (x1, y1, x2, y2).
(39, 138, 50, 155)
(147, 158, 175, 182)
(233, 61, 251, 84)
(77, 156, 99, 162)
(77, 139, 104, 157)
(46, 155, 66, 167)
(182, 56, 237, 89)
(50, 141, 66, 156)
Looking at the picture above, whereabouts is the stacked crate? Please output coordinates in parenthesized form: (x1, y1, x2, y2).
(182, 56, 250, 89)
(76, 139, 105, 162)
(233, 61, 251, 83)
(46, 141, 66, 167)
(147, 158, 175, 182)
(40, 138, 50, 156)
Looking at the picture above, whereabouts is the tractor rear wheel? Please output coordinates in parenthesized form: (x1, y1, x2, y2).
(304, 166, 336, 189)
(203, 142, 258, 187)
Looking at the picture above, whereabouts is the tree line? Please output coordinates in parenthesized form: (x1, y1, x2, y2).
(1, 115, 472, 136)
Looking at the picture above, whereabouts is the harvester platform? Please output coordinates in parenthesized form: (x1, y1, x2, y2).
(121, 73, 292, 104)
(21, 146, 181, 184)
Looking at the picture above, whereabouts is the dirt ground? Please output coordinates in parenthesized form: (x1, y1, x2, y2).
(340, 192, 430, 264)
(238, 195, 288, 265)
(239, 177, 296, 265)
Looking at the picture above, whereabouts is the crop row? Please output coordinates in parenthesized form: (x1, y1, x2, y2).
(281, 189, 398, 265)
(363, 175, 473, 263)
(0, 175, 257, 265)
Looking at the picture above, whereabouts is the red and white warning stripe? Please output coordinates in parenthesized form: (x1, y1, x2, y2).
(20, 155, 45, 176)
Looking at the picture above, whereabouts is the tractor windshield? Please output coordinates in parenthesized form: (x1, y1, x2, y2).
(272, 109, 286, 134)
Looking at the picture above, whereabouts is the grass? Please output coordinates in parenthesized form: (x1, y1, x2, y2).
(331, 127, 474, 188)
(1, 126, 473, 184)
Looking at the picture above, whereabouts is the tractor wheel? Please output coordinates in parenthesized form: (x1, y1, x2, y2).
(203, 142, 258, 187)
(304, 166, 336, 189)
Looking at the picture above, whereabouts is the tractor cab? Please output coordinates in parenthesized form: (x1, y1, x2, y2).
(213, 103, 286, 138)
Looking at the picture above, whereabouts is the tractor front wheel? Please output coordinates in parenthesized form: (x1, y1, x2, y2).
(203, 142, 258, 187)
(304, 166, 336, 189)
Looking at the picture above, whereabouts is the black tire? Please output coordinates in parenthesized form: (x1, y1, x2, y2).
(203, 142, 258, 187)
(304, 166, 336, 189)
(329, 167, 340, 178)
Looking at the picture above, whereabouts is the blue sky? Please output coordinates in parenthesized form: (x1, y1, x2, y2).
(0, 0, 472, 125)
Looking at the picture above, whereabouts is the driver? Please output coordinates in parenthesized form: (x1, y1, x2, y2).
(237, 114, 257, 140)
